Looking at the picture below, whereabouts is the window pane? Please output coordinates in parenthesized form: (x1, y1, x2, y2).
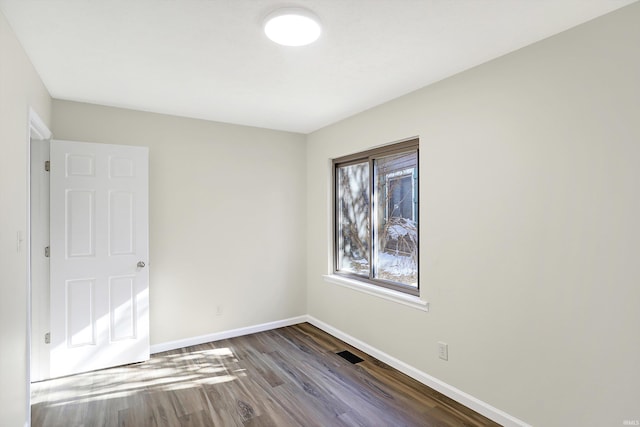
(373, 151, 418, 287)
(388, 175, 413, 220)
(336, 162, 370, 276)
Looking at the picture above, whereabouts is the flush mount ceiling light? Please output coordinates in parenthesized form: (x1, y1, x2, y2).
(263, 8, 322, 46)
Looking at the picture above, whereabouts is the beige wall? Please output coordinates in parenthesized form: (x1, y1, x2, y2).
(52, 100, 307, 346)
(306, 3, 640, 426)
(0, 11, 52, 427)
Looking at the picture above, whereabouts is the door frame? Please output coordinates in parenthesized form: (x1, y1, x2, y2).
(26, 108, 52, 426)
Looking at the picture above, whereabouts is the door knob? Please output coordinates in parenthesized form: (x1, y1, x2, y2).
(137, 261, 146, 268)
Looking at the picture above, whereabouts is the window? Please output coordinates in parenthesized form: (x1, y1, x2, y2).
(334, 139, 418, 295)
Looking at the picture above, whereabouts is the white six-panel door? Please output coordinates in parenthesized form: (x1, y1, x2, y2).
(50, 140, 149, 378)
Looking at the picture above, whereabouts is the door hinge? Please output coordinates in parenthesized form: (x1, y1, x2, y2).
(44, 246, 50, 257)
(44, 160, 50, 172)
(44, 332, 50, 344)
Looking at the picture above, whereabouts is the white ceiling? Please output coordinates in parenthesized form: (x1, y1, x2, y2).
(1, 0, 636, 133)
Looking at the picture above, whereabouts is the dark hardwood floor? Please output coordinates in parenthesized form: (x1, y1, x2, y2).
(31, 323, 501, 426)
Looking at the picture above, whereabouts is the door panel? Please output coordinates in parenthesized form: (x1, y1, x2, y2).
(109, 191, 135, 255)
(66, 279, 96, 347)
(109, 276, 136, 341)
(66, 190, 95, 257)
(50, 140, 149, 378)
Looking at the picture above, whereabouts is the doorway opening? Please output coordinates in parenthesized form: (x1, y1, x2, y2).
(27, 109, 52, 427)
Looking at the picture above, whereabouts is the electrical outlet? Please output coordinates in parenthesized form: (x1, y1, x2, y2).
(438, 341, 448, 361)
(216, 305, 223, 316)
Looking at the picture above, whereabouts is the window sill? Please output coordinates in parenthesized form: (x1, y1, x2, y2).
(322, 275, 429, 312)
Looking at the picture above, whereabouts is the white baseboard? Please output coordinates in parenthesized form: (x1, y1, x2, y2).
(150, 314, 530, 427)
(150, 315, 307, 354)
(305, 315, 531, 427)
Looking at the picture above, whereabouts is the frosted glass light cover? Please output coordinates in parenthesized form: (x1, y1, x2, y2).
(264, 9, 321, 46)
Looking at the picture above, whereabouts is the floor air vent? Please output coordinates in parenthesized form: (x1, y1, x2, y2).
(336, 350, 364, 364)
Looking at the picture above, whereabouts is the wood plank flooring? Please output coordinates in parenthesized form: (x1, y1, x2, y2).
(31, 323, 501, 426)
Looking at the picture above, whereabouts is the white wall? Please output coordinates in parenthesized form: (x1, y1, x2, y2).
(306, 3, 640, 426)
(0, 10, 52, 427)
(52, 100, 307, 346)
